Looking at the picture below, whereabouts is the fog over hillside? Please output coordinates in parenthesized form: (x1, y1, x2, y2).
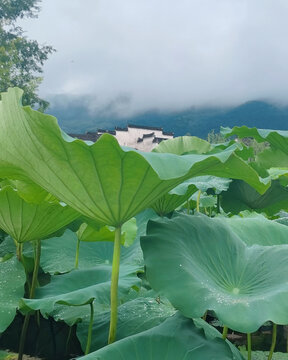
(20, 1, 288, 125)
(48, 96, 288, 139)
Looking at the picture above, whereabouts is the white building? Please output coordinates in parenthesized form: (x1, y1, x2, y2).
(72, 124, 174, 152)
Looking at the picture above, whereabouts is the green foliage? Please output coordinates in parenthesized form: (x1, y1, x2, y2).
(0, 89, 268, 226)
(0, 0, 40, 21)
(0, 0, 54, 110)
(0, 182, 79, 243)
(141, 213, 288, 333)
(78, 313, 240, 360)
(77, 217, 137, 247)
(207, 129, 227, 144)
(222, 212, 288, 246)
(22, 264, 141, 316)
(0, 256, 26, 332)
(76, 291, 176, 352)
(153, 135, 212, 154)
(1, 93, 288, 358)
(221, 179, 288, 216)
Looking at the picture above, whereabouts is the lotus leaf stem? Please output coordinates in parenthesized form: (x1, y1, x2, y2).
(85, 302, 94, 354)
(108, 226, 122, 344)
(36, 310, 40, 327)
(247, 333, 251, 360)
(209, 207, 212, 217)
(268, 323, 277, 360)
(65, 326, 73, 356)
(18, 239, 41, 360)
(18, 314, 31, 360)
(16, 242, 23, 261)
(216, 194, 220, 213)
(75, 237, 81, 269)
(30, 240, 41, 298)
(222, 326, 228, 340)
(196, 190, 201, 212)
(15, 241, 32, 295)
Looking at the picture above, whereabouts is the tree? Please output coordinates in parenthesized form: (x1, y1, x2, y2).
(0, 0, 55, 111)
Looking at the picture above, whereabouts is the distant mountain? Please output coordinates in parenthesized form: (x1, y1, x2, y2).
(47, 98, 288, 139)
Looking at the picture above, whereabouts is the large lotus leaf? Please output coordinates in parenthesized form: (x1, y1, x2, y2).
(48, 288, 155, 327)
(188, 192, 217, 212)
(0, 184, 79, 243)
(76, 292, 176, 352)
(193, 318, 244, 360)
(48, 302, 91, 327)
(192, 192, 217, 208)
(0, 177, 55, 204)
(221, 127, 288, 176)
(257, 148, 288, 171)
(77, 217, 137, 247)
(12, 178, 58, 204)
(0, 228, 6, 242)
(151, 176, 232, 215)
(222, 213, 288, 246)
(121, 218, 137, 246)
(191, 175, 232, 194)
(21, 263, 141, 317)
(0, 256, 26, 332)
(78, 312, 238, 360)
(0, 89, 268, 226)
(0, 236, 36, 274)
(135, 209, 159, 235)
(141, 214, 288, 333)
(267, 169, 288, 188)
(221, 126, 288, 151)
(0, 235, 16, 258)
(151, 180, 198, 215)
(213, 141, 254, 161)
(152, 136, 212, 154)
(40, 230, 143, 275)
(153, 133, 251, 163)
(221, 179, 288, 216)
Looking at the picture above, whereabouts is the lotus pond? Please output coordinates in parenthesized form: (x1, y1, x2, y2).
(0, 88, 288, 359)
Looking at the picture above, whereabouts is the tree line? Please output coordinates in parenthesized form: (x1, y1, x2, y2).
(0, 0, 53, 110)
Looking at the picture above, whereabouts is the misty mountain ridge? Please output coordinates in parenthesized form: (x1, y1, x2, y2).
(48, 97, 288, 139)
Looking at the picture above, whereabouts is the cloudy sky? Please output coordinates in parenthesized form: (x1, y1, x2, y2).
(20, 0, 288, 115)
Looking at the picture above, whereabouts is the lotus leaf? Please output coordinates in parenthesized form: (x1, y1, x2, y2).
(21, 263, 141, 316)
(221, 179, 288, 216)
(151, 180, 198, 215)
(221, 126, 288, 173)
(221, 126, 288, 151)
(222, 212, 288, 246)
(0, 184, 79, 243)
(40, 230, 143, 274)
(77, 217, 137, 247)
(152, 133, 252, 162)
(78, 312, 240, 360)
(141, 214, 288, 333)
(152, 135, 212, 154)
(151, 176, 233, 215)
(0, 256, 26, 332)
(0, 89, 268, 227)
(76, 293, 176, 352)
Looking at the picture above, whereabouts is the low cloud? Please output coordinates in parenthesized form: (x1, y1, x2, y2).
(20, 0, 288, 115)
